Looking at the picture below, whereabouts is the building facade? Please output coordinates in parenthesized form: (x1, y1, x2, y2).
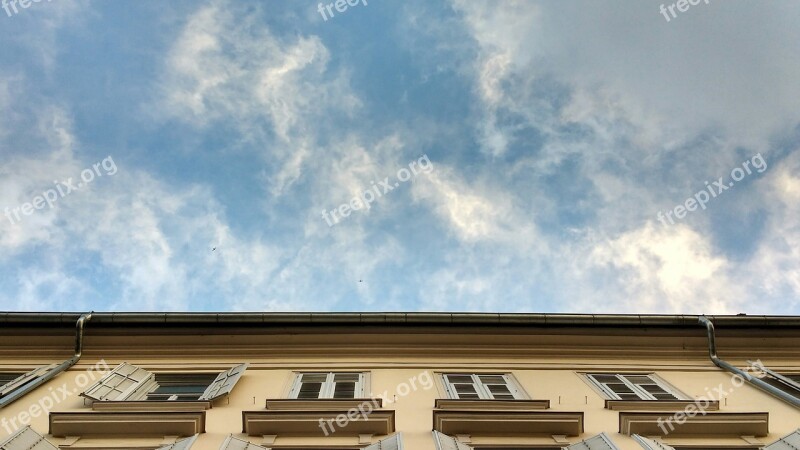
(0, 313, 799, 450)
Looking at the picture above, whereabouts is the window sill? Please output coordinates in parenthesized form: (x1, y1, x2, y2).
(91, 401, 212, 412)
(619, 412, 769, 437)
(49, 411, 206, 437)
(435, 399, 550, 410)
(242, 409, 395, 436)
(433, 410, 584, 436)
(605, 399, 720, 411)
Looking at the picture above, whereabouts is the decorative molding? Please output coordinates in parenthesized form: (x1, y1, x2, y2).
(92, 401, 212, 412)
(242, 410, 395, 436)
(552, 435, 570, 444)
(59, 436, 81, 447)
(432, 410, 583, 436)
(49, 411, 205, 437)
(265, 398, 382, 410)
(435, 399, 550, 410)
(740, 435, 763, 445)
(605, 400, 720, 411)
(160, 436, 179, 445)
(618, 412, 769, 437)
(358, 434, 373, 444)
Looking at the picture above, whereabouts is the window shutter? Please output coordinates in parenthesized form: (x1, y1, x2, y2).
(80, 362, 155, 402)
(748, 360, 800, 392)
(364, 433, 403, 450)
(199, 363, 248, 401)
(442, 374, 480, 400)
(0, 426, 58, 450)
(331, 373, 361, 399)
(432, 431, 474, 450)
(632, 435, 676, 450)
(621, 375, 680, 401)
(0, 364, 57, 398)
(763, 430, 800, 450)
(156, 435, 198, 450)
(501, 374, 523, 399)
(218, 436, 267, 450)
(562, 433, 620, 450)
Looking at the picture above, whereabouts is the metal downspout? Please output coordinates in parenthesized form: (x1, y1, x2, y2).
(0, 312, 92, 409)
(698, 315, 800, 408)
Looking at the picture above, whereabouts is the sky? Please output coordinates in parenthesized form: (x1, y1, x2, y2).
(0, 0, 798, 314)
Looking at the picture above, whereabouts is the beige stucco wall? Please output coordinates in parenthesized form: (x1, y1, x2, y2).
(1, 327, 799, 449)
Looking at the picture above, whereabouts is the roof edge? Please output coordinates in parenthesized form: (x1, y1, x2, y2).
(0, 312, 796, 328)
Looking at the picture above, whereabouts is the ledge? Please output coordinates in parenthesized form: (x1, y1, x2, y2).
(243, 410, 395, 436)
(606, 400, 720, 412)
(265, 398, 383, 410)
(619, 412, 769, 437)
(49, 411, 205, 437)
(92, 401, 212, 412)
(435, 399, 550, 410)
(433, 410, 583, 436)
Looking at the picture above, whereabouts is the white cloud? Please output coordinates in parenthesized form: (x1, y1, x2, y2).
(452, 0, 800, 147)
(741, 150, 800, 310)
(581, 223, 736, 314)
(160, 1, 360, 196)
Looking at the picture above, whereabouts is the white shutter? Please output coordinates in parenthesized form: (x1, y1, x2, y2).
(432, 431, 474, 450)
(0, 365, 57, 398)
(156, 435, 198, 450)
(199, 364, 248, 401)
(80, 362, 155, 401)
(763, 429, 800, 450)
(632, 435, 676, 450)
(365, 433, 403, 450)
(0, 427, 58, 450)
(562, 433, 620, 450)
(218, 436, 267, 450)
(442, 374, 481, 400)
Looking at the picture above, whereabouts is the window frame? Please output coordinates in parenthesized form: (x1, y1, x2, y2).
(0, 373, 23, 385)
(0, 364, 57, 399)
(287, 371, 370, 399)
(747, 360, 800, 397)
(81, 362, 247, 402)
(440, 373, 528, 400)
(584, 373, 687, 401)
(140, 373, 220, 401)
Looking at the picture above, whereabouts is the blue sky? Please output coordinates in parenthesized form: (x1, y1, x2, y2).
(1, 0, 799, 314)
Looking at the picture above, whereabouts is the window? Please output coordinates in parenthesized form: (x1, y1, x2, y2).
(763, 373, 800, 396)
(289, 372, 367, 399)
(0, 365, 57, 400)
(0, 373, 22, 386)
(145, 374, 219, 401)
(0, 373, 22, 384)
(749, 361, 800, 398)
(442, 374, 525, 400)
(81, 362, 247, 402)
(586, 374, 683, 401)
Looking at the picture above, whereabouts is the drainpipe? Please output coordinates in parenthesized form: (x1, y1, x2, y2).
(0, 312, 92, 409)
(698, 316, 800, 408)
